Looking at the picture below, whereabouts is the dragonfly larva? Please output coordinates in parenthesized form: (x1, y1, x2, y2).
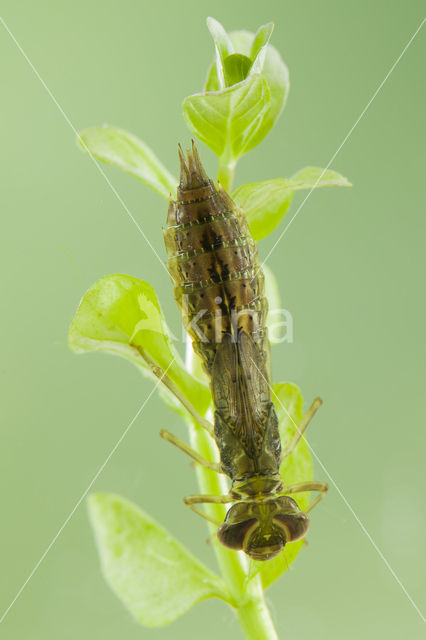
(162, 141, 327, 561)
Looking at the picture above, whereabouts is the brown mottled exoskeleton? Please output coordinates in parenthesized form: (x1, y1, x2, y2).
(161, 141, 327, 561)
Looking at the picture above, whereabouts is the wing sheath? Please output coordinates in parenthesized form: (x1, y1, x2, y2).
(212, 331, 271, 457)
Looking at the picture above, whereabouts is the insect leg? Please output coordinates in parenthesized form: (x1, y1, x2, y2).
(142, 357, 214, 436)
(160, 429, 222, 473)
(183, 494, 236, 505)
(183, 495, 235, 527)
(281, 397, 323, 460)
(280, 480, 329, 512)
(305, 491, 327, 513)
(187, 504, 222, 526)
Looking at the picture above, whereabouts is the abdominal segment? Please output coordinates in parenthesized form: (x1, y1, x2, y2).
(164, 143, 269, 375)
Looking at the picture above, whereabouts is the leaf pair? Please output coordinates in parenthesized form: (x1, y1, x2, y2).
(87, 382, 312, 626)
(77, 124, 350, 246)
(183, 18, 289, 165)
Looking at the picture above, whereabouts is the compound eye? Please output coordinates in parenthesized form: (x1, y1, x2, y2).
(273, 511, 309, 542)
(217, 518, 258, 550)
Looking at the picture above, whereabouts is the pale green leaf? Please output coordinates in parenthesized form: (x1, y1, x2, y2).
(202, 26, 289, 137)
(273, 382, 303, 431)
(248, 46, 267, 76)
(260, 383, 313, 589)
(275, 382, 313, 508)
(77, 125, 176, 199)
(263, 264, 283, 345)
(229, 30, 289, 135)
(206, 17, 233, 90)
(290, 166, 352, 188)
(213, 44, 226, 90)
(204, 61, 220, 92)
(233, 167, 351, 241)
(206, 16, 233, 59)
(233, 179, 294, 241)
(275, 383, 313, 507)
(88, 493, 229, 627)
(251, 22, 274, 60)
(68, 274, 211, 415)
(183, 74, 271, 164)
(223, 53, 252, 86)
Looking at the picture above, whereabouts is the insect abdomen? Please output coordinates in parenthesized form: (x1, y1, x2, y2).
(164, 142, 268, 374)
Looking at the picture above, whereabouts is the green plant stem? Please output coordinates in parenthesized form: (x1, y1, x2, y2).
(185, 337, 279, 640)
(236, 587, 279, 640)
(217, 160, 236, 191)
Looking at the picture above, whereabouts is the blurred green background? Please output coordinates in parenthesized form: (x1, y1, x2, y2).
(1, 1, 425, 638)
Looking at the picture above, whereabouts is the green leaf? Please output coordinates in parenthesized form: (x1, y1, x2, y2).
(259, 383, 313, 589)
(290, 166, 352, 188)
(223, 54, 252, 86)
(263, 264, 283, 346)
(206, 16, 233, 60)
(68, 274, 211, 416)
(275, 383, 313, 510)
(233, 167, 351, 241)
(88, 493, 229, 627)
(213, 44, 226, 90)
(233, 179, 294, 241)
(228, 30, 289, 137)
(202, 26, 289, 141)
(248, 46, 267, 77)
(204, 61, 220, 92)
(206, 16, 233, 90)
(183, 74, 271, 164)
(77, 125, 177, 199)
(251, 22, 274, 60)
